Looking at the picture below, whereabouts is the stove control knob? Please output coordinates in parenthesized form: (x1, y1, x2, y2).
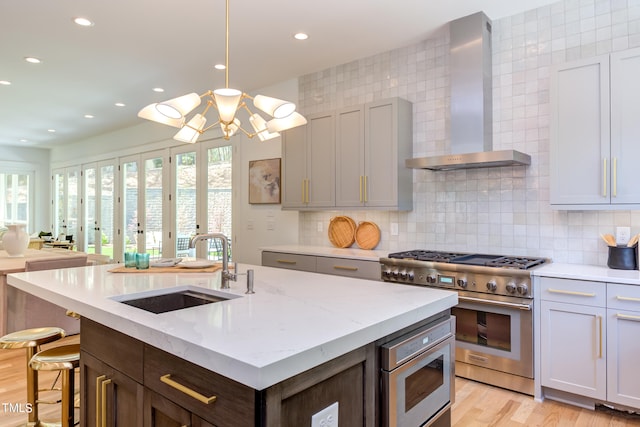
(506, 282, 517, 294)
(486, 281, 497, 292)
(427, 275, 437, 284)
(517, 283, 529, 295)
(383, 269, 392, 279)
(457, 278, 468, 288)
(400, 270, 408, 280)
(391, 270, 399, 279)
(407, 271, 415, 281)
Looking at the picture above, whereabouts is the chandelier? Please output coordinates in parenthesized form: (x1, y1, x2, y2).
(138, 0, 307, 142)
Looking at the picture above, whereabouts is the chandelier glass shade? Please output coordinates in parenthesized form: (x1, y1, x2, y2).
(137, 0, 306, 142)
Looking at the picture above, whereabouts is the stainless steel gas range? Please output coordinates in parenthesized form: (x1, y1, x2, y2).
(380, 250, 549, 396)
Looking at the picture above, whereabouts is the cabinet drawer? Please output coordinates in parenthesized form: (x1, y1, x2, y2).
(316, 257, 381, 280)
(144, 344, 255, 427)
(262, 251, 316, 272)
(80, 317, 144, 383)
(607, 283, 640, 312)
(540, 277, 606, 307)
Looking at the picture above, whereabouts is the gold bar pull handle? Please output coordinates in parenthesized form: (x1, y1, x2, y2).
(364, 175, 368, 202)
(160, 374, 217, 405)
(276, 259, 297, 265)
(603, 158, 607, 197)
(547, 288, 596, 297)
(613, 157, 617, 197)
(101, 378, 112, 427)
(616, 295, 640, 303)
(333, 265, 359, 271)
(617, 313, 640, 322)
(597, 316, 603, 359)
(359, 176, 363, 202)
(95, 375, 106, 427)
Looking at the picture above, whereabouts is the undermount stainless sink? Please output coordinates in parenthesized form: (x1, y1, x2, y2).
(113, 286, 239, 314)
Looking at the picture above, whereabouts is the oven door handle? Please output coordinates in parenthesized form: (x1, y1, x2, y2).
(458, 295, 532, 311)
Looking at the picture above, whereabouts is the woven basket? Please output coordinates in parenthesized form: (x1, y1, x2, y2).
(355, 221, 380, 250)
(328, 216, 356, 248)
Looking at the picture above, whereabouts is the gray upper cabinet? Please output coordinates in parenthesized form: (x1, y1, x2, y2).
(282, 111, 335, 209)
(550, 47, 640, 209)
(284, 97, 413, 211)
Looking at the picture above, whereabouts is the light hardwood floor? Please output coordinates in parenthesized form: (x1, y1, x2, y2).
(1, 340, 639, 426)
(453, 377, 640, 427)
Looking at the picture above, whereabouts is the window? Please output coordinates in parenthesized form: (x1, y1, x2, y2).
(0, 169, 35, 230)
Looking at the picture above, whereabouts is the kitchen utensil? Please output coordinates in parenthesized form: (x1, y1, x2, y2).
(328, 216, 356, 248)
(355, 221, 381, 250)
(600, 234, 617, 247)
(627, 234, 639, 247)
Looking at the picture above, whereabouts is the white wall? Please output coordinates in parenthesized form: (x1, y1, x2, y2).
(232, 80, 300, 265)
(0, 146, 51, 234)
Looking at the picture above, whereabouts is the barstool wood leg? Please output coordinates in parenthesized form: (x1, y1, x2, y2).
(25, 347, 39, 425)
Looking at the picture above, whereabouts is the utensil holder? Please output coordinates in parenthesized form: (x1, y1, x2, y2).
(607, 245, 638, 270)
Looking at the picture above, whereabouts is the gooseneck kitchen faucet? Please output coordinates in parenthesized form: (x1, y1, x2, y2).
(189, 233, 236, 289)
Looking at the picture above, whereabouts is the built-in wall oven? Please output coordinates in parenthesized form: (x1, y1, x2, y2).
(380, 315, 455, 427)
(380, 250, 548, 396)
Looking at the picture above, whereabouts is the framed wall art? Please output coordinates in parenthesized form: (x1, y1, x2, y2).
(248, 158, 281, 204)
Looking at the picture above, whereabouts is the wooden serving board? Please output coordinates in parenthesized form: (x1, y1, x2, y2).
(109, 264, 223, 273)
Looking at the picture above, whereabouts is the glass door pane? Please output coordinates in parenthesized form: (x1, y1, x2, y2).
(66, 169, 80, 245)
(99, 163, 115, 258)
(53, 170, 65, 238)
(174, 150, 197, 257)
(206, 145, 232, 260)
(83, 165, 97, 253)
(143, 155, 164, 260)
(122, 160, 140, 254)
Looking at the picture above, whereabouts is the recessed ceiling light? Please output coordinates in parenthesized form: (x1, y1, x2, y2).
(19, 139, 28, 143)
(214, 64, 226, 70)
(25, 57, 41, 64)
(115, 102, 126, 107)
(73, 17, 94, 27)
(0, 80, 10, 85)
(153, 88, 164, 93)
(84, 114, 94, 119)
(48, 129, 56, 133)
(294, 33, 309, 40)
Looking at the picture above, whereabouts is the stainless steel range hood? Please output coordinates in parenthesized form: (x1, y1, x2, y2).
(406, 12, 531, 171)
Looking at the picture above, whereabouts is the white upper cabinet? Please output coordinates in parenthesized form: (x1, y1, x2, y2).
(284, 97, 413, 211)
(550, 47, 640, 209)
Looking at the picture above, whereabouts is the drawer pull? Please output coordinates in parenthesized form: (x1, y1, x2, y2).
(160, 374, 217, 405)
(616, 295, 640, 303)
(95, 375, 106, 427)
(95, 376, 112, 427)
(547, 288, 596, 297)
(276, 259, 297, 265)
(616, 313, 640, 322)
(333, 265, 358, 271)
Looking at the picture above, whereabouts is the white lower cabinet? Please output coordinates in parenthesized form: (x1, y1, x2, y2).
(540, 277, 640, 409)
(540, 278, 606, 400)
(606, 283, 640, 408)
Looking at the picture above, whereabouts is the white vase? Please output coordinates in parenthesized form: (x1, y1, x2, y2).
(2, 224, 30, 257)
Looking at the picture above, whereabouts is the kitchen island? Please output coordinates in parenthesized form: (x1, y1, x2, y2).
(8, 263, 457, 426)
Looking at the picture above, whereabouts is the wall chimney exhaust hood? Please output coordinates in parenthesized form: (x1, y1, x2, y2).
(406, 12, 531, 171)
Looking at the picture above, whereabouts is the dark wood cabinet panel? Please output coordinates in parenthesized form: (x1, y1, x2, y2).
(144, 389, 192, 427)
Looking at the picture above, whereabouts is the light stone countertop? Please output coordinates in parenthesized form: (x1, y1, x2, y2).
(7, 263, 456, 390)
(532, 262, 640, 285)
(260, 244, 388, 261)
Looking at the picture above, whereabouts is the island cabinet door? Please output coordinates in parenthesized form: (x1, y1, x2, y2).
(81, 351, 144, 427)
(144, 390, 218, 427)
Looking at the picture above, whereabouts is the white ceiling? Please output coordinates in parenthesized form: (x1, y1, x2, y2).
(0, 0, 558, 148)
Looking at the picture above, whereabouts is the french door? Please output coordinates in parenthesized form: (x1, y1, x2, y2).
(119, 150, 169, 261)
(52, 167, 81, 243)
(81, 160, 116, 255)
(170, 140, 233, 260)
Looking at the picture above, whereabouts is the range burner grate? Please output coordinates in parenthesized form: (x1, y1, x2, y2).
(486, 256, 546, 270)
(388, 250, 467, 262)
(387, 250, 548, 270)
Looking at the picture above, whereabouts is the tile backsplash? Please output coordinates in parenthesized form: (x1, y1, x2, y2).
(297, 0, 640, 266)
